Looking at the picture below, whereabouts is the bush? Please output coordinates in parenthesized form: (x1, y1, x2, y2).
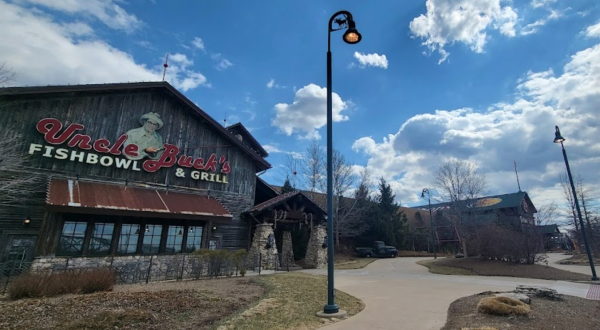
(472, 224, 545, 264)
(8, 268, 116, 300)
(193, 249, 231, 278)
(477, 296, 531, 316)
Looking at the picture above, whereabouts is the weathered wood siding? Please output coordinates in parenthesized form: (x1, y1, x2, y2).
(0, 87, 260, 252)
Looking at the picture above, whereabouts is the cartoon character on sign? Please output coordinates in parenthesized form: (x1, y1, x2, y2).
(124, 112, 165, 160)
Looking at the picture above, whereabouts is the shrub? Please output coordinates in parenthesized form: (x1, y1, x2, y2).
(193, 249, 231, 278)
(8, 268, 116, 300)
(477, 296, 531, 316)
(472, 224, 545, 264)
(230, 249, 248, 275)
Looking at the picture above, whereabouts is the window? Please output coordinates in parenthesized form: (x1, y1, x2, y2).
(88, 223, 114, 256)
(185, 226, 203, 253)
(57, 221, 87, 256)
(118, 224, 140, 255)
(165, 226, 184, 254)
(142, 224, 162, 254)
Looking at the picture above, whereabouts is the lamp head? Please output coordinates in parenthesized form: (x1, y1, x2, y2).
(343, 19, 361, 44)
(23, 216, 31, 226)
(553, 126, 565, 143)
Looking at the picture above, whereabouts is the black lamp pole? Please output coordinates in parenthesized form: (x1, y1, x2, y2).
(324, 10, 362, 314)
(553, 126, 598, 281)
(421, 189, 437, 259)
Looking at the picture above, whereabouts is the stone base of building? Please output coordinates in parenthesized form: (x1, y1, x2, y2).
(304, 225, 327, 269)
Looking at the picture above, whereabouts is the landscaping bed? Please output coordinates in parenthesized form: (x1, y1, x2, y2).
(0, 272, 364, 330)
(0, 277, 264, 330)
(419, 257, 591, 281)
(441, 291, 600, 330)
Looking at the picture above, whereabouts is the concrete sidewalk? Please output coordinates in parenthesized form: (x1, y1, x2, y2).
(309, 257, 592, 330)
(542, 252, 594, 276)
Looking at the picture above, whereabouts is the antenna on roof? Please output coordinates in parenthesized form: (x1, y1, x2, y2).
(514, 161, 522, 192)
(223, 111, 227, 127)
(162, 52, 169, 81)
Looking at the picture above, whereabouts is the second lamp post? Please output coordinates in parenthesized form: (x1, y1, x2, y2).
(421, 188, 437, 259)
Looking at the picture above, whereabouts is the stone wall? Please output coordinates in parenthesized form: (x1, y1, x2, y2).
(304, 225, 327, 269)
(248, 223, 279, 270)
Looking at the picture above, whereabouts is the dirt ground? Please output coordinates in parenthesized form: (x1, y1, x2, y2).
(441, 291, 600, 330)
(0, 277, 265, 330)
(433, 257, 591, 281)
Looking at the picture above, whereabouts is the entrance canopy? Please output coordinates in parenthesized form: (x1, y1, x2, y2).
(246, 191, 326, 226)
(47, 179, 232, 222)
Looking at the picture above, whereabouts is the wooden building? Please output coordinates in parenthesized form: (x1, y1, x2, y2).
(0, 82, 271, 268)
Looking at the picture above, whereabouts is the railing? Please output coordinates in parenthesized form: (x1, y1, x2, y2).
(1, 252, 293, 295)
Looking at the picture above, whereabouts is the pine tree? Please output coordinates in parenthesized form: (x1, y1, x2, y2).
(281, 176, 294, 194)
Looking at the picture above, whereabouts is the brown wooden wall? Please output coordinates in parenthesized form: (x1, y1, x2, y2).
(0, 86, 262, 253)
(1, 88, 258, 195)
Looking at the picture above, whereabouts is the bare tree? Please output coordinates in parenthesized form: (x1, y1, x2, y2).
(301, 140, 324, 194)
(0, 62, 16, 87)
(536, 202, 559, 226)
(0, 132, 44, 207)
(560, 173, 582, 249)
(333, 167, 371, 248)
(575, 174, 599, 254)
(278, 153, 300, 189)
(433, 159, 487, 257)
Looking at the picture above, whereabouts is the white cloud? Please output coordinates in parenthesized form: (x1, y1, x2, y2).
(271, 84, 349, 140)
(191, 37, 205, 50)
(211, 53, 233, 71)
(531, 0, 557, 9)
(262, 145, 303, 159)
(521, 19, 547, 36)
(14, 0, 143, 32)
(0, 1, 208, 92)
(243, 109, 256, 121)
(585, 21, 600, 38)
(267, 78, 285, 89)
(353, 41, 600, 209)
(409, 0, 519, 64)
(352, 52, 389, 69)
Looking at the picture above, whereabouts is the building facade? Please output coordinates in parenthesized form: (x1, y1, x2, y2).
(0, 82, 270, 269)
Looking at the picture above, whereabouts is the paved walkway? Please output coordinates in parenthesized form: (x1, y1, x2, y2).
(305, 256, 593, 330)
(542, 252, 593, 276)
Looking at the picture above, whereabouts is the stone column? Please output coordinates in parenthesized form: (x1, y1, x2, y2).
(281, 230, 295, 268)
(304, 225, 327, 269)
(249, 223, 279, 270)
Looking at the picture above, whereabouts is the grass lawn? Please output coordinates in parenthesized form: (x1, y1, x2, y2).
(0, 273, 364, 330)
(418, 257, 591, 281)
(217, 272, 364, 330)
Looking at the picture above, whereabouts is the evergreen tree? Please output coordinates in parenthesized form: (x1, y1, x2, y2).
(281, 176, 294, 193)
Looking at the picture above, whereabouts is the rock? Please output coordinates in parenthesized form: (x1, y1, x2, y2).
(495, 292, 531, 304)
(514, 285, 563, 301)
(455, 253, 465, 258)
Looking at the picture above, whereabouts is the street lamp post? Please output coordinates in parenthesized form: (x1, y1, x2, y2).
(553, 126, 599, 281)
(421, 189, 437, 259)
(324, 10, 361, 315)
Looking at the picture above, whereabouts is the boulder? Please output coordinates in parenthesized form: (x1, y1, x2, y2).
(495, 292, 531, 304)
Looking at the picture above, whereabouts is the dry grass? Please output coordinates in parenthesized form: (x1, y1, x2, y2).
(421, 257, 590, 281)
(216, 272, 364, 330)
(398, 250, 453, 257)
(477, 296, 531, 316)
(461, 327, 499, 330)
(8, 268, 115, 300)
(416, 259, 476, 276)
(557, 253, 600, 266)
(335, 258, 376, 270)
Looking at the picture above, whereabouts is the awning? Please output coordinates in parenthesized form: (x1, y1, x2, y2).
(47, 179, 232, 222)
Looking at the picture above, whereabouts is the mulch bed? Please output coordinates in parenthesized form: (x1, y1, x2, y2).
(0, 277, 265, 330)
(433, 257, 591, 281)
(442, 292, 600, 330)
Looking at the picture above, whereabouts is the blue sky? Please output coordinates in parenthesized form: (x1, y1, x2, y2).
(1, 0, 600, 215)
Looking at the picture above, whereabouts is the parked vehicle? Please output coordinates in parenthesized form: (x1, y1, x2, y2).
(355, 241, 398, 258)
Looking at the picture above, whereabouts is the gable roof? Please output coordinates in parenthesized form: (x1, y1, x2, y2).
(226, 122, 268, 158)
(249, 191, 326, 215)
(537, 224, 561, 234)
(413, 191, 537, 213)
(0, 82, 271, 172)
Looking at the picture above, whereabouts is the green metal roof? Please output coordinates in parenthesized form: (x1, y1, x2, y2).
(414, 191, 536, 213)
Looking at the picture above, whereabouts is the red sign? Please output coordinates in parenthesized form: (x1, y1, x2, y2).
(35, 118, 231, 174)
